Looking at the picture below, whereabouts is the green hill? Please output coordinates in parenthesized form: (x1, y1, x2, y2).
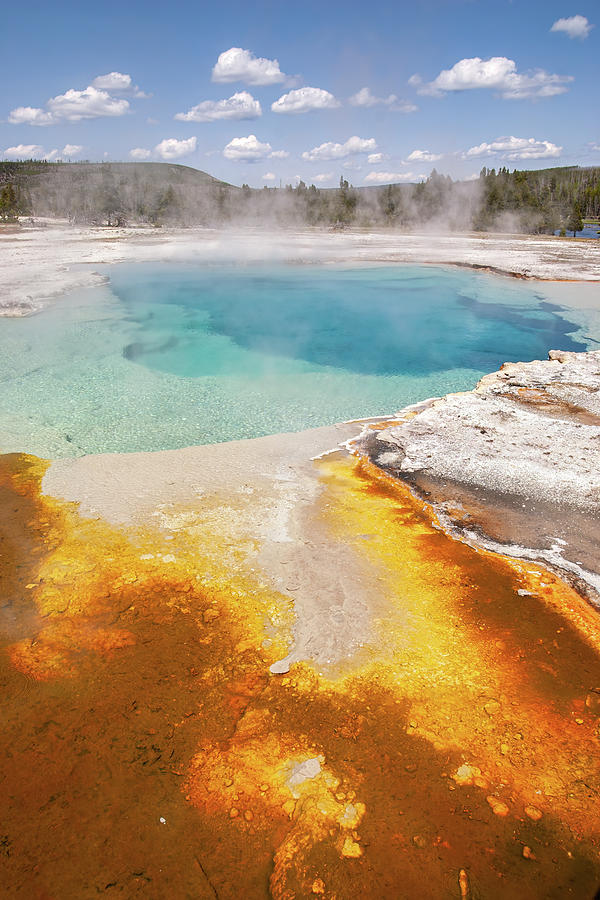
(0, 160, 240, 225)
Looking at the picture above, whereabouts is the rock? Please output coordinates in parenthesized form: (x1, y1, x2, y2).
(585, 691, 600, 714)
(484, 700, 501, 716)
(287, 757, 322, 788)
(458, 868, 470, 899)
(353, 350, 600, 512)
(486, 796, 509, 817)
(522, 845, 536, 859)
(341, 836, 362, 857)
(524, 805, 543, 821)
(412, 834, 427, 849)
(453, 764, 487, 788)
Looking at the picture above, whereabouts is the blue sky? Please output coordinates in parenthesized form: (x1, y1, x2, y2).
(1, 0, 598, 187)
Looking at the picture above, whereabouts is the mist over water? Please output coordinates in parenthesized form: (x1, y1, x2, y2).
(0, 263, 591, 458)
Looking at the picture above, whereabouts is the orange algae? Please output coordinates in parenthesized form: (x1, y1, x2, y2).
(1, 452, 600, 898)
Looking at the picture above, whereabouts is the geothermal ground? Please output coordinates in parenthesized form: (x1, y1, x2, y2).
(1, 223, 600, 898)
(1, 221, 599, 316)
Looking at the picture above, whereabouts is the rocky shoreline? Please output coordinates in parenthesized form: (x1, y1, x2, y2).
(350, 349, 600, 602)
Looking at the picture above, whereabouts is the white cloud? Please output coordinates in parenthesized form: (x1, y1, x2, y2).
(406, 149, 442, 162)
(223, 134, 286, 162)
(130, 147, 152, 160)
(9, 85, 130, 126)
(48, 86, 130, 121)
(1, 144, 86, 162)
(364, 171, 419, 183)
(410, 56, 573, 100)
(92, 72, 132, 91)
(342, 161, 362, 170)
(350, 87, 395, 107)
(302, 135, 377, 161)
(8, 107, 55, 126)
(551, 15, 593, 39)
(262, 172, 277, 181)
(349, 87, 417, 113)
(464, 135, 562, 160)
(92, 71, 149, 98)
(462, 173, 481, 181)
(367, 152, 388, 164)
(155, 136, 197, 160)
(8, 72, 150, 126)
(212, 48, 286, 85)
(175, 91, 261, 123)
(272, 87, 340, 115)
(312, 173, 334, 183)
(2, 144, 47, 159)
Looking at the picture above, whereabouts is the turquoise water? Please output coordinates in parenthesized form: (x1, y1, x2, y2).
(0, 263, 592, 458)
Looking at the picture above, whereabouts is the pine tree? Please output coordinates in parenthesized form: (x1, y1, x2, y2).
(566, 200, 583, 236)
(0, 183, 19, 220)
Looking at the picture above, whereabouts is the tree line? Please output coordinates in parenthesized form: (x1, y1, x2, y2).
(1, 160, 598, 236)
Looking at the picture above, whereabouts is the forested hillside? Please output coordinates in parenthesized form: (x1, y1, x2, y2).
(0, 161, 239, 225)
(0, 160, 598, 235)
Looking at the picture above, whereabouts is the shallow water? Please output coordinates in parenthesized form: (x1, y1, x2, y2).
(0, 263, 594, 457)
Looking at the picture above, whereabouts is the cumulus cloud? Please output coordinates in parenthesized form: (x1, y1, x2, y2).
(155, 136, 197, 160)
(262, 172, 277, 181)
(302, 135, 377, 161)
(350, 87, 392, 107)
(175, 91, 261, 123)
(367, 152, 387, 164)
(312, 173, 334, 183)
(61, 144, 83, 157)
(272, 87, 340, 115)
(551, 15, 593, 39)
(92, 71, 149, 98)
(1, 143, 84, 160)
(7, 107, 53, 126)
(2, 144, 47, 159)
(129, 147, 152, 160)
(464, 135, 562, 160)
(9, 86, 130, 126)
(405, 149, 442, 162)
(212, 47, 286, 85)
(409, 56, 573, 99)
(349, 87, 417, 113)
(364, 171, 421, 183)
(92, 72, 132, 91)
(223, 134, 286, 162)
(48, 86, 130, 120)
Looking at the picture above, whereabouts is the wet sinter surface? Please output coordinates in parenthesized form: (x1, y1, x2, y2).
(2, 451, 600, 898)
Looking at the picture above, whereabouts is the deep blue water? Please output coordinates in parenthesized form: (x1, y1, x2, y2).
(113, 265, 584, 379)
(0, 263, 590, 457)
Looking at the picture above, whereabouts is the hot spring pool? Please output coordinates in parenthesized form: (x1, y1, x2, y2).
(0, 263, 595, 457)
